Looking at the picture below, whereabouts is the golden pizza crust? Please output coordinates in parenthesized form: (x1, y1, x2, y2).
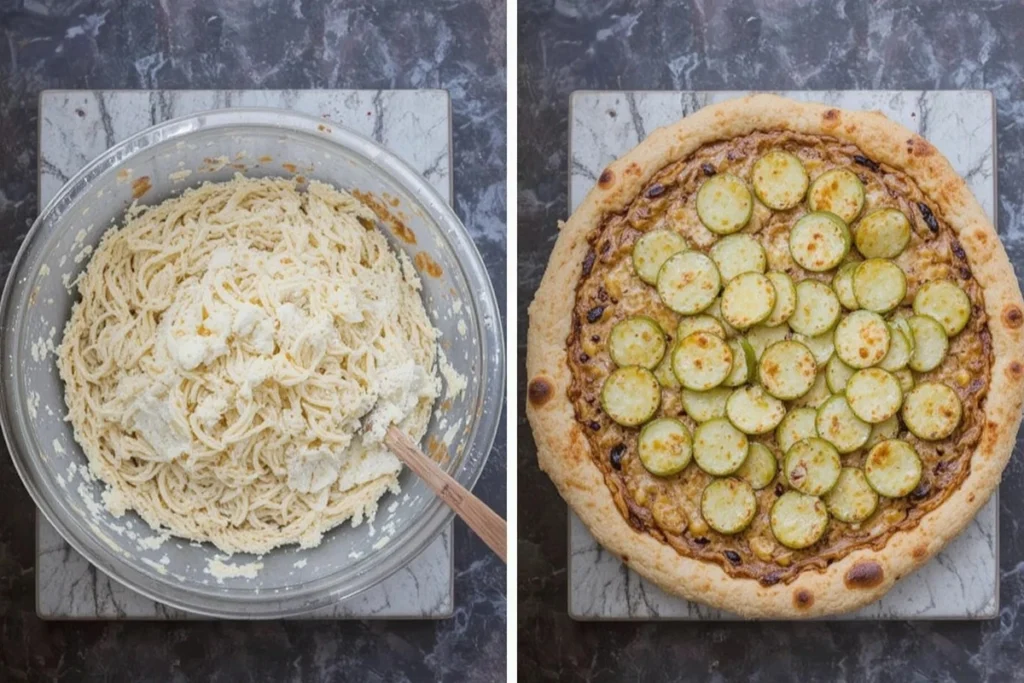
(526, 94, 1024, 618)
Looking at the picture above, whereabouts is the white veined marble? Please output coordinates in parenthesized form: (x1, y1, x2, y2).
(568, 90, 998, 620)
(37, 89, 453, 620)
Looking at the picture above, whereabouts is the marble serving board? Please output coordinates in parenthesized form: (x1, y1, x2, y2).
(36, 89, 454, 620)
(568, 90, 998, 621)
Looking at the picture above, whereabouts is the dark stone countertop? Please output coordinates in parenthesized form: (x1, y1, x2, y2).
(0, 1, 506, 681)
(518, 1, 1024, 681)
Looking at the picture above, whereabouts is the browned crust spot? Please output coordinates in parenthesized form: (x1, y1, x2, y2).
(1002, 305, 1023, 329)
(793, 589, 814, 609)
(844, 561, 884, 589)
(1008, 361, 1023, 381)
(823, 109, 840, 123)
(912, 545, 927, 559)
(528, 377, 554, 406)
(907, 136, 936, 157)
(598, 169, 614, 188)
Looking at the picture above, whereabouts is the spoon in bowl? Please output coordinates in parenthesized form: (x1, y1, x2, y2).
(382, 424, 507, 563)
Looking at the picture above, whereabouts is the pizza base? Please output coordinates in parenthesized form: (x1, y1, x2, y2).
(526, 94, 1024, 618)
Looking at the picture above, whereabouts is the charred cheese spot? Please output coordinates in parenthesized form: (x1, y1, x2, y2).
(844, 561, 884, 589)
(528, 377, 554, 406)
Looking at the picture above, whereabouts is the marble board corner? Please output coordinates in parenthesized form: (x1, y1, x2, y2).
(36, 88, 454, 621)
(567, 90, 998, 621)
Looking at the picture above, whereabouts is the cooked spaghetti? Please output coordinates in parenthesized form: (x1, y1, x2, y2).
(57, 176, 440, 554)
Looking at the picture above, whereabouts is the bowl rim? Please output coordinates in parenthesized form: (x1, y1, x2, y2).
(0, 106, 505, 618)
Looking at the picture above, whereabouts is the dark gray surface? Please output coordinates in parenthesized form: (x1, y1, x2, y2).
(518, 2, 1024, 681)
(0, 1, 506, 681)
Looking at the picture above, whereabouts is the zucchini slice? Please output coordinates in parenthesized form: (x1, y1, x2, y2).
(638, 418, 693, 477)
(710, 234, 767, 282)
(854, 208, 911, 259)
(825, 354, 855, 394)
(789, 212, 851, 272)
(784, 437, 841, 496)
(633, 230, 688, 285)
(701, 478, 758, 535)
(807, 168, 865, 223)
(677, 314, 727, 341)
(759, 340, 818, 400)
(907, 315, 949, 372)
(867, 414, 900, 448)
(878, 322, 912, 372)
(832, 262, 861, 310)
(726, 385, 787, 435)
(693, 418, 750, 476)
(705, 297, 738, 338)
(816, 395, 872, 453)
(793, 372, 832, 409)
(789, 280, 841, 336)
(864, 440, 922, 498)
(764, 272, 797, 326)
(913, 280, 972, 337)
(680, 387, 732, 422)
(601, 366, 662, 427)
(776, 407, 818, 454)
(696, 173, 753, 235)
(893, 367, 915, 393)
(793, 331, 835, 366)
(608, 316, 667, 369)
(824, 468, 879, 523)
(736, 442, 778, 490)
(657, 251, 722, 315)
(654, 347, 681, 389)
(746, 323, 791, 360)
(723, 338, 757, 387)
(845, 368, 903, 424)
(834, 310, 890, 369)
(752, 150, 809, 210)
(852, 258, 906, 314)
(892, 317, 915, 353)
(770, 491, 830, 550)
(901, 382, 962, 441)
(721, 272, 776, 330)
(672, 331, 734, 391)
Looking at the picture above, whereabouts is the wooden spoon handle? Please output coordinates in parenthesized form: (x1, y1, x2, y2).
(385, 426, 506, 563)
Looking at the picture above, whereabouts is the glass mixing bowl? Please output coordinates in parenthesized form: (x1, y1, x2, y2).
(0, 109, 503, 618)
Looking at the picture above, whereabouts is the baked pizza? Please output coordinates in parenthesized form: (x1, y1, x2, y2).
(526, 95, 1024, 617)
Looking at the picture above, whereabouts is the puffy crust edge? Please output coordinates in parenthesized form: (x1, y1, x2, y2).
(525, 94, 1024, 618)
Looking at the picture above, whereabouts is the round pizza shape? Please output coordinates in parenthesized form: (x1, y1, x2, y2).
(526, 95, 1024, 618)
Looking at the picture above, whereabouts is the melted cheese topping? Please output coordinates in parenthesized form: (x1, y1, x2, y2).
(58, 176, 440, 554)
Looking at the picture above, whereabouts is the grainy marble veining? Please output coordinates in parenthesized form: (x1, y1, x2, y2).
(519, 2, 1024, 681)
(0, 2, 505, 681)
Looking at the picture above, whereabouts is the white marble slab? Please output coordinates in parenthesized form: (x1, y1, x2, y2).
(568, 90, 998, 620)
(36, 89, 454, 620)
